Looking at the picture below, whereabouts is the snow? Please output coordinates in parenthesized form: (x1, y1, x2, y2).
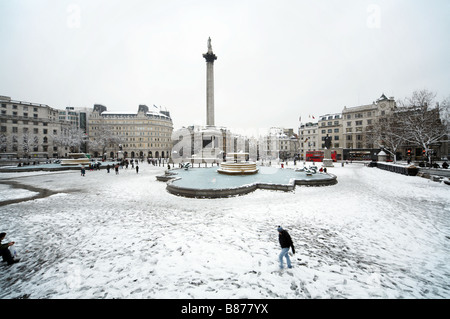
(0, 184, 38, 201)
(0, 163, 449, 299)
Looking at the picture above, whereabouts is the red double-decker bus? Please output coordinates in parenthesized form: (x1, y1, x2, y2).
(306, 151, 337, 162)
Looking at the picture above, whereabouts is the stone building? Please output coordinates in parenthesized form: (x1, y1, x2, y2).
(88, 104, 173, 160)
(318, 113, 343, 160)
(341, 94, 396, 160)
(0, 95, 71, 158)
(299, 122, 319, 160)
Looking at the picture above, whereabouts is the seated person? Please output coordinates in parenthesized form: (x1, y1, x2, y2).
(0, 232, 20, 265)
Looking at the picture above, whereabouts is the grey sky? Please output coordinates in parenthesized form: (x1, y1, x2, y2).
(0, 0, 449, 132)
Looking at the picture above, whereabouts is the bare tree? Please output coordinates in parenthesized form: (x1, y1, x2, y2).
(88, 126, 122, 157)
(0, 133, 7, 152)
(53, 126, 86, 153)
(398, 89, 449, 164)
(367, 111, 406, 163)
(21, 130, 39, 157)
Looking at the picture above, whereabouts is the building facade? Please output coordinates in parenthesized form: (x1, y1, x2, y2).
(298, 94, 399, 161)
(341, 94, 396, 160)
(88, 104, 173, 160)
(318, 113, 343, 160)
(299, 122, 319, 160)
(0, 95, 71, 158)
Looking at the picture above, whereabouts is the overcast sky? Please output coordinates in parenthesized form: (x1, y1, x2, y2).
(1, 0, 449, 132)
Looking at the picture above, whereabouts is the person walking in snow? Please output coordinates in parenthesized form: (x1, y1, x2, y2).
(277, 226, 295, 269)
(0, 232, 20, 265)
(136, 165, 139, 174)
(81, 166, 85, 177)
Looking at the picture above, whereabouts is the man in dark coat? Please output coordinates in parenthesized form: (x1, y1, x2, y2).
(0, 232, 20, 265)
(277, 226, 295, 269)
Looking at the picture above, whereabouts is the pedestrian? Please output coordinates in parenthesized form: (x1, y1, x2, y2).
(136, 165, 139, 174)
(115, 164, 119, 175)
(0, 232, 20, 265)
(277, 226, 295, 269)
(106, 164, 111, 173)
(81, 166, 85, 176)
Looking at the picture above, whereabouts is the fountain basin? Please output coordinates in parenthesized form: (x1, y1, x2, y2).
(162, 166, 337, 198)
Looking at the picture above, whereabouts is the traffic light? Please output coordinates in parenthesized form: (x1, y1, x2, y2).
(423, 149, 426, 156)
(407, 149, 411, 156)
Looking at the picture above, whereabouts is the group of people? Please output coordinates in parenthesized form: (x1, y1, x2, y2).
(81, 159, 142, 176)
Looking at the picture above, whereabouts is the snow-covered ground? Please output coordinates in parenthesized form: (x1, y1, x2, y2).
(0, 163, 449, 299)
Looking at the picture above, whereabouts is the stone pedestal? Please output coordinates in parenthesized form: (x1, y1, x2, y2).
(377, 150, 387, 162)
(323, 148, 334, 167)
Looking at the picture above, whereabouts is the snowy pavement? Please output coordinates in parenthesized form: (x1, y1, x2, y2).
(0, 163, 449, 299)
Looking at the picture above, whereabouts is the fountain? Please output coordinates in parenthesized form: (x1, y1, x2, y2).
(155, 39, 338, 197)
(60, 153, 91, 166)
(217, 152, 258, 175)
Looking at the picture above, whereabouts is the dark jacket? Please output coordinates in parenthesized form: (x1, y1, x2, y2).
(0, 238, 9, 251)
(279, 230, 295, 254)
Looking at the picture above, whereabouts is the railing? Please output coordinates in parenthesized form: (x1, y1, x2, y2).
(375, 162, 419, 176)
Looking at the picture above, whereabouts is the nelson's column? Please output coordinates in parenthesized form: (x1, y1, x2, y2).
(203, 37, 217, 127)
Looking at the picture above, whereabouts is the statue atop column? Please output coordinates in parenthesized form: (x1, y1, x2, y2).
(203, 37, 217, 63)
(207, 37, 212, 53)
